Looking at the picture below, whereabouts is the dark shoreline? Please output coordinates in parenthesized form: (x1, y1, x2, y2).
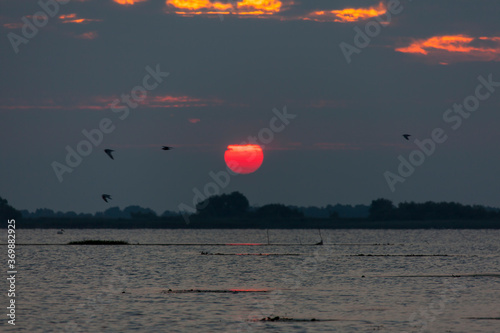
(11, 217, 500, 229)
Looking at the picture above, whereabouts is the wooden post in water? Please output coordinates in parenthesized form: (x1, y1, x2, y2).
(316, 229, 324, 245)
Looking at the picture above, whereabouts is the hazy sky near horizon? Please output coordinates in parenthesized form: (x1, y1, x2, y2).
(1, 0, 500, 214)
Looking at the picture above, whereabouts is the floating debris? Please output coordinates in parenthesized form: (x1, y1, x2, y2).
(373, 273, 500, 278)
(68, 240, 129, 245)
(200, 252, 300, 256)
(161, 289, 269, 294)
(465, 317, 500, 320)
(349, 254, 458, 257)
(254, 316, 337, 322)
(248, 316, 371, 323)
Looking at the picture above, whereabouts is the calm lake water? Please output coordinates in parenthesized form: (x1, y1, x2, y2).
(1, 229, 499, 332)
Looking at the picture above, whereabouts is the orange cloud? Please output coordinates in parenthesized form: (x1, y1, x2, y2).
(93, 95, 224, 108)
(113, 0, 147, 5)
(188, 118, 201, 123)
(304, 2, 386, 23)
(59, 14, 102, 24)
(0, 94, 224, 111)
(143, 95, 224, 108)
(75, 31, 98, 39)
(237, 0, 282, 15)
(167, 0, 232, 12)
(165, 0, 284, 17)
(395, 35, 500, 62)
(3, 22, 23, 29)
(151, 95, 202, 103)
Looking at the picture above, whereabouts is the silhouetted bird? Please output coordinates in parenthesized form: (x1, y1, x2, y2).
(162, 146, 173, 150)
(402, 134, 411, 140)
(102, 194, 112, 203)
(104, 149, 115, 160)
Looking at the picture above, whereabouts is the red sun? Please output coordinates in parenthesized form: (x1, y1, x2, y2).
(224, 144, 264, 174)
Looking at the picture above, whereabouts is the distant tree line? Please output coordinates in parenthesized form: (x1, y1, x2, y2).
(19, 205, 179, 219)
(192, 192, 370, 219)
(193, 193, 500, 221)
(194, 192, 304, 219)
(2, 194, 500, 227)
(291, 204, 370, 219)
(369, 198, 500, 220)
(0, 197, 21, 221)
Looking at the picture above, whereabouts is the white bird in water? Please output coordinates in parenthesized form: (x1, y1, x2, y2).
(104, 149, 115, 160)
(102, 194, 112, 203)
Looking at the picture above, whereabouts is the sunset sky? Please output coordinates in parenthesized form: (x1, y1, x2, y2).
(1, 0, 499, 214)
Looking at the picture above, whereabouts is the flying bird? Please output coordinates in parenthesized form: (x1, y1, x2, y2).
(402, 134, 411, 141)
(102, 194, 112, 203)
(162, 146, 173, 150)
(104, 149, 115, 160)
